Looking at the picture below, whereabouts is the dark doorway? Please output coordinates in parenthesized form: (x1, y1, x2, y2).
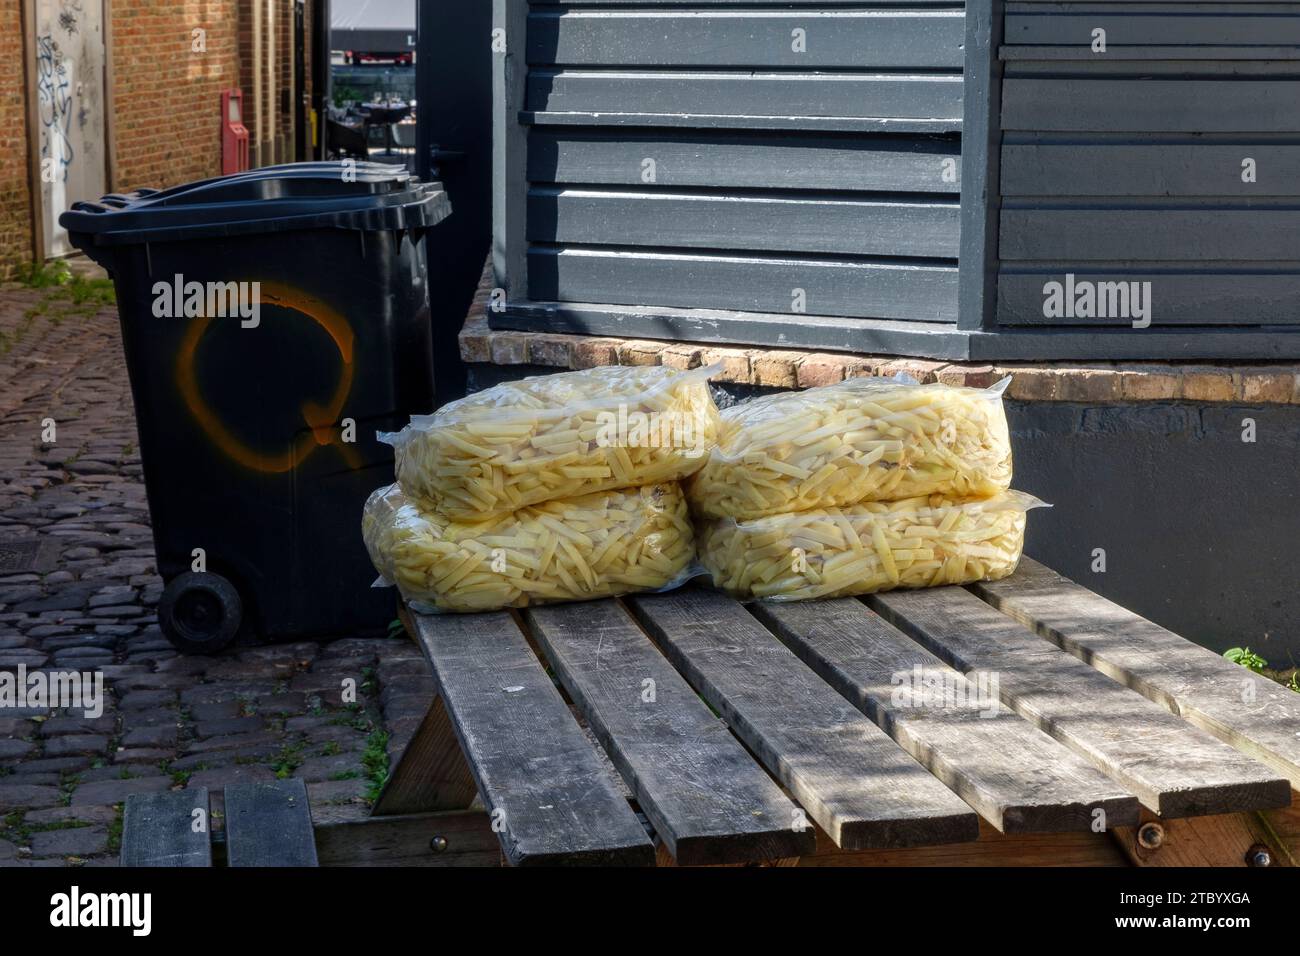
(417, 0, 492, 406)
(311, 0, 330, 159)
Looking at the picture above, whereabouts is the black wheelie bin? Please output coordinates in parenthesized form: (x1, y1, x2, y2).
(60, 161, 450, 654)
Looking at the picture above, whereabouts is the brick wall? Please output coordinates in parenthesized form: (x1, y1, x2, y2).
(236, 0, 305, 166)
(278, 0, 292, 158)
(0, 0, 34, 282)
(0, 0, 314, 279)
(110, 0, 242, 190)
(302, 0, 311, 145)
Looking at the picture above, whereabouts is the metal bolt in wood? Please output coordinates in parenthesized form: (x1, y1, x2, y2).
(1137, 822, 1165, 850)
(1246, 844, 1272, 867)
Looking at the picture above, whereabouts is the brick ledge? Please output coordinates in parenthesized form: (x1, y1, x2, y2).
(460, 313, 1300, 404)
(458, 265, 1299, 404)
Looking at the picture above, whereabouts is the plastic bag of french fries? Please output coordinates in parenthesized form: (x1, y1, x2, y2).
(688, 376, 1013, 521)
(380, 365, 722, 520)
(698, 491, 1046, 602)
(362, 481, 696, 613)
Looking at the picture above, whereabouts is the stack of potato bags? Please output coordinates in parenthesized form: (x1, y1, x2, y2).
(363, 365, 720, 612)
(688, 375, 1046, 601)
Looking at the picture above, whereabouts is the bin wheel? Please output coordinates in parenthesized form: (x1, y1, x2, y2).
(158, 572, 243, 655)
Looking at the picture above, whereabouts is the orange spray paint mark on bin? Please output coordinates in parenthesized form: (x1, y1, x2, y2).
(175, 280, 363, 473)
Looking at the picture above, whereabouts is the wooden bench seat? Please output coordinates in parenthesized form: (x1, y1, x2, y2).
(872, 585, 1290, 817)
(753, 597, 1140, 833)
(121, 779, 318, 867)
(975, 561, 1300, 789)
(626, 590, 981, 851)
(120, 788, 214, 868)
(117, 560, 1300, 867)
(378, 559, 1299, 867)
(390, 610, 655, 866)
(527, 600, 816, 864)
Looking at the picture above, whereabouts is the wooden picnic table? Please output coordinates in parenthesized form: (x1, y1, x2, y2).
(365, 558, 1300, 867)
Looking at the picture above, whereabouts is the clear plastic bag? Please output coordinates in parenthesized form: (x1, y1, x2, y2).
(688, 376, 1013, 521)
(380, 364, 722, 520)
(698, 490, 1047, 602)
(362, 481, 696, 613)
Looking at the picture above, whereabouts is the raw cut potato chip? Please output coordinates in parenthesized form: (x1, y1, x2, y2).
(688, 377, 1012, 520)
(363, 482, 696, 613)
(381, 365, 721, 519)
(698, 491, 1046, 602)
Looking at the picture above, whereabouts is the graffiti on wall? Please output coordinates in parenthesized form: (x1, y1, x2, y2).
(35, 0, 106, 257)
(36, 33, 74, 183)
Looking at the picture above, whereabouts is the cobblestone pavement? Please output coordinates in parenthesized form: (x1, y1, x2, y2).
(0, 289, 431, 866)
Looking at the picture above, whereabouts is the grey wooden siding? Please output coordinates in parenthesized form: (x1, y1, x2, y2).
(1003, 2, 1300, 58)
(528, 189, 961, 258)
(527, 71, 965, 124)
(999, 271, 1300, 325)
(493, 0, 1300, 357)
(527, 9, 966, 68)
(998, 2, 1300, 327)
(527, 248, 961, 322)
(1002, 144, 1300, 196)
(515, 0, 965, 326)
(527, 132, 961, 193)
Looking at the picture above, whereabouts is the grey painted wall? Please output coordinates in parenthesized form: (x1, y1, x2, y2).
(1006, 399, 1299, 662)
(493, 0, 971, 356)
(467, 361, 1298, 659)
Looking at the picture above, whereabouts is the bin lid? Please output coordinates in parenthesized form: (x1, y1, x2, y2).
(59, 161, 451, 245)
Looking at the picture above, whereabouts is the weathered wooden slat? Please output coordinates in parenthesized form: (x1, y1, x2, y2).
(1007, 0, 1300, 4)
(120, 789, 212, 867)
(529, 187, 960, 259)
(965, 323, 1300, 358)
(528, 70, 965, 123)
(997, 269, 1300, 326)
(1002, 143, 1300, 197)
(753, 599, 1141, 833)
(870, 587, 1292, 818)
(627, 589, 980, 850)
(974, 559, 1300, 789)
(1006, 57, 1300, 75)
(528, 10, 965, 69)
(315, 810, 503, 867)
(495, 299, 968, 355)
(653, 842, 799, 867)
(525, 600, 814, 865)
(528, 246, 959, 323)
(491, 299, 1300, 360)
(1005, 9, 1300, 46)
(1001, 44, 1300, 60)
(801, 817, 1130, 867)
(224, 779, 319, 867)
(406, 610, 655, 866)
(1002, 208, 1300, 261)
(1002, 79, 1300, 132)
(371, 609, 480, 818)
(525, 111, 963, 135)
(528, 131, 960, 194)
